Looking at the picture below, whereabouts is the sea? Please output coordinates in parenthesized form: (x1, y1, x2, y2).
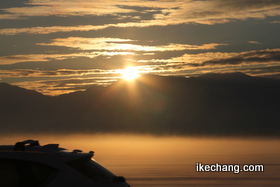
(1, 134, 279, 187)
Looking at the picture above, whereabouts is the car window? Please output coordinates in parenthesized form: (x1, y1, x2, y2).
(0, 162, 20, 187)
(67, 159, 115, 182)
(0, 159, 58, 187)
(29, 162, 57, 185)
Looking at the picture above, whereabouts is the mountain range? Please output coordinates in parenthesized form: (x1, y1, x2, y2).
(1, 72, 280, 136)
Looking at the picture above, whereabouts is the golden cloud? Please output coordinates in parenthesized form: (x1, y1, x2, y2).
(0, 0, 279, 35)
(164, 48, 280, 67)
(0, 51, 133, 65)
(37, 37, 226, 51)
(0, 68, 115, 79)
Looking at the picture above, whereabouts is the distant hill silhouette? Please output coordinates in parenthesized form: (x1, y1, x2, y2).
(1, 73, 280, 136)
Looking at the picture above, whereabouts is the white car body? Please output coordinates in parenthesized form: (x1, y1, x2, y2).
(0, 140, 130, 187)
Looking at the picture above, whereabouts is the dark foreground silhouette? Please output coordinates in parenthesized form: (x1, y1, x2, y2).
(1, 73, 280, 136)
(0, 139, 129, 187)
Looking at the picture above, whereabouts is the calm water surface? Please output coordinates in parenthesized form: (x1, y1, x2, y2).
(1, 134, 280, 187)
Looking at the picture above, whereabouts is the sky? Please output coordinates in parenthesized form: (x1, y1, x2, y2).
(0, 0, 280, 95)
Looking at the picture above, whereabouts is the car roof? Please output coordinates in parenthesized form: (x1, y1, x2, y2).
(0, 139, 94, 163)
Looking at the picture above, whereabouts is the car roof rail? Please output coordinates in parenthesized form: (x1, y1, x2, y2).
(13, 140, 66, 153)
(14, 139, 40, 151)
(72, 149, 83, 153)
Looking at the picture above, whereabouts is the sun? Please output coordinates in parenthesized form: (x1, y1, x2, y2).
(121, 67, 140, 81)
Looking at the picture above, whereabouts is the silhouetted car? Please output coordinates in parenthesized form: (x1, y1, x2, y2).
(0, 140, 130, 187)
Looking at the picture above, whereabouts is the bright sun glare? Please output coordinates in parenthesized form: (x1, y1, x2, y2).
(121, 67, 140, 80)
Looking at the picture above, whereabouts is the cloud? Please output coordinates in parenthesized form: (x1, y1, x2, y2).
(165, 48, 280, 67)
(179, 65, 280, 79)
(199, 49, 280, 66)
(0, 51, 133, 65)
(248, 41, 261, 44)
(2, 48, 279, 79)
(0, 0, 141, 19)
(0, 25, 109, 35)
(0, 1, 134, 19)
(11, 76, 117, 96)
(1, 0, 280, 35)
(0, 69, 104, 78)
(0, 37, 225, 65)
(0, 53, 93, 65)
(233, 65, 280, 77)
(134, 49, 280, 77)
(0, 22, 156, 35)
(37, 37, 226, 51)
(161, 0, 280, 25)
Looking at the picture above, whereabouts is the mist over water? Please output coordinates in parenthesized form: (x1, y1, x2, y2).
(1, 134, 279, 186)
